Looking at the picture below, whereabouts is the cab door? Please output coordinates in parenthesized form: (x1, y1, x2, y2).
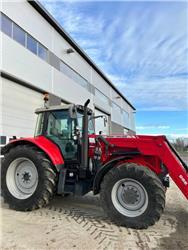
(46, 110, 78, 161)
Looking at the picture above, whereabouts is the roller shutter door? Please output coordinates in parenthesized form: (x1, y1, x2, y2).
(0, 78, 44, 138)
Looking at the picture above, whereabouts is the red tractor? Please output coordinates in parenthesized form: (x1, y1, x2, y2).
(1, 100, 188, 229)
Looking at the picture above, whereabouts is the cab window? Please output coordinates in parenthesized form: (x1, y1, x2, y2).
(77, 112, 95, 135)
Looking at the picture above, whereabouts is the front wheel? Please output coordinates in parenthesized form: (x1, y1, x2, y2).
(1, 145, 57, 211)
(100, 163, 165, 229)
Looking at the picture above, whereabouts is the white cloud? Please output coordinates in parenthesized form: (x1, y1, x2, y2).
(42, 1, 105, 37)
(136, 125, 171, 130)
(41, 0, 188, 111)
(110, 75, 188, 111)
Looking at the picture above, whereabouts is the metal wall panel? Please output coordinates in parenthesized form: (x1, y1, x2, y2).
(111, 121, 124, 135)
(53, 69, 94, 109)
(92, 70, 111, 96)
(53, 32, 92, 83)
(1, 33, 52, 93)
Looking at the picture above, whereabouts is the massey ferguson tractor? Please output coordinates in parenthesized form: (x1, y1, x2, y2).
(1, 99, 188, 229)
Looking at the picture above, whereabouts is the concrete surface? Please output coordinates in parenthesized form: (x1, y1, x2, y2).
(0, 155, 188, 250)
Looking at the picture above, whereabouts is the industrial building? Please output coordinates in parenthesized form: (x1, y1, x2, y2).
(0, 0, 135, 144)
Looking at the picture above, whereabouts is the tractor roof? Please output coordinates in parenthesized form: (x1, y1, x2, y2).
(35, 104, 74, 114)
(35, 104, 93, 115)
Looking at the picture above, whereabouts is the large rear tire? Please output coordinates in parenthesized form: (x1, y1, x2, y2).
(1, 145, 56, 211)
(100, 163, 165, 229)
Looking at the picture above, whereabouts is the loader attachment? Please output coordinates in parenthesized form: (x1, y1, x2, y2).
(158, 137, 188, 199)
(165, 138, 188, 172)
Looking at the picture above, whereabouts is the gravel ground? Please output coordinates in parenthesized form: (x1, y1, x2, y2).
(0, 158, 188, 250)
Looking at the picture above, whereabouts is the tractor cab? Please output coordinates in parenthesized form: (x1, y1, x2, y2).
(34, 101, 95, 162)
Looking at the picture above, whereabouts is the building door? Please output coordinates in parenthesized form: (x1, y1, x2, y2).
(1, 78, 44, 138)
(95, 108, 110, 135)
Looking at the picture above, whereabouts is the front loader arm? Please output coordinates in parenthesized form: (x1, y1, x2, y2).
(156, 137, 188, 199)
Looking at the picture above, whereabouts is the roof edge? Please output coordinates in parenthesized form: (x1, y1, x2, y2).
(27, 0, 136, 111)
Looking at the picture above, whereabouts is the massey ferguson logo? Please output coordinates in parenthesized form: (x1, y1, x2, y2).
(179, 175, 188, 185)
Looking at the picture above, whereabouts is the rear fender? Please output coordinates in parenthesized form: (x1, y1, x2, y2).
(1, 136, 64, 171)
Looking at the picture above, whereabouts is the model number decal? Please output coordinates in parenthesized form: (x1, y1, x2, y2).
(179, 175, 188, 185)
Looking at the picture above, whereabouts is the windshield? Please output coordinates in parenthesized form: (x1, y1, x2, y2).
(46, 110, 76, 139)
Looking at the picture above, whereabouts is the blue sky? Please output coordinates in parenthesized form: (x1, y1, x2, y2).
(41, 0, 188, 139)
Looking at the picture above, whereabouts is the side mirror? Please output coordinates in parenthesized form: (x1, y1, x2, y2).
(90, 115, 107, 127)
(103, 116, 107, 127)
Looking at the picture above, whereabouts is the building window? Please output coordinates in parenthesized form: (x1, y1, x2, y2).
(95, 88, 109, 105)
(13, 23, 25, 46)
(27, 34, 37, 54)
(60, 61, 88, 89)
(1, 13, 12, 37)
(38, 43, 48, 61)
(60, 60, 72, 77)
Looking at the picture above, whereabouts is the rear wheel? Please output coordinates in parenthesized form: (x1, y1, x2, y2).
(1, 145, 56, 211)
(100, 163, 165, 229)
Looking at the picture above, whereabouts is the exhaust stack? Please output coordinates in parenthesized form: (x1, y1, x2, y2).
(80, 99, 90, 178)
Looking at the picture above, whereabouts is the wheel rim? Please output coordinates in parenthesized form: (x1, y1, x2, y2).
(111, 178, 148, 217)
(6, 158, 38, 199)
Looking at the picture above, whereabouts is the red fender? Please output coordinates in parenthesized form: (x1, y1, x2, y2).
(2, 136, 64, 167)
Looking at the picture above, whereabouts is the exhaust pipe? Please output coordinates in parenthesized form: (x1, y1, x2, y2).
(80, 99, 90, 178)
